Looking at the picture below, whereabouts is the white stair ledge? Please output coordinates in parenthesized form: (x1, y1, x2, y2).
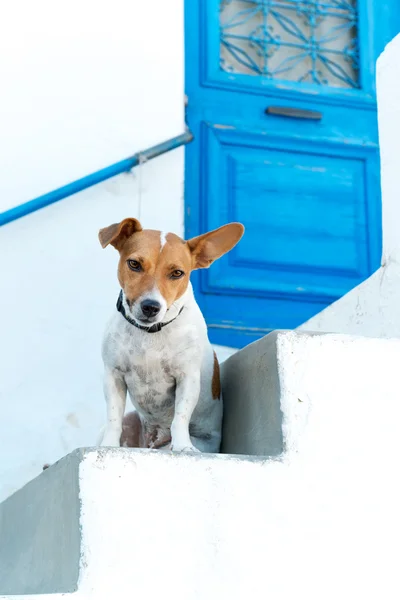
(1, 330, 400, 599)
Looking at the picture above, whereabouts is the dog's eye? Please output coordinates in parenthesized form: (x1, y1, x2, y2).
(170, 270, 184, 279)
(127, 260, 141, 272)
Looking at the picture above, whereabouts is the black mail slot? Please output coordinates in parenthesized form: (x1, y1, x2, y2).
(265, 106, 322, 120)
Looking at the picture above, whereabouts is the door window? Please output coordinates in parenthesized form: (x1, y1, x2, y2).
(220, 0, 359, 89)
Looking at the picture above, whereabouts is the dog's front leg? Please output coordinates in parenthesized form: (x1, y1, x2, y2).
(100, 368, 127, 447)
(171, 371, 201, 453)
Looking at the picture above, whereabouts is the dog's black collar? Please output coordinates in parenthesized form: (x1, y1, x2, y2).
(116, 290, 184, 333)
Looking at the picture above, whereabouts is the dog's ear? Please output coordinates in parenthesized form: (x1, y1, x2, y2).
(98, 218, 142, 250)
(187, 223, 244, 270)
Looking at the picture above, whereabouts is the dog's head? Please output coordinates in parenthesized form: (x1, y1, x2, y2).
(98, 218, 244, 326)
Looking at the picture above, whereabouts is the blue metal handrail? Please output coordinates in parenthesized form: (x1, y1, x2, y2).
(0, 130, 193, 227)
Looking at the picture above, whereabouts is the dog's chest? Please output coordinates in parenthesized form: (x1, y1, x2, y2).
(104, 313, 202, 423)
(111, 324, 190, 421)
(124, 352, 176, 419)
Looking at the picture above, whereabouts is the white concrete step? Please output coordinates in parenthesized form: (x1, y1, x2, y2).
(1, 331, 400, 599)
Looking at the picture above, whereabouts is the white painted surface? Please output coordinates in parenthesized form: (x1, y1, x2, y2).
(0, 596, 66, 600)
(72, 333, 400, 599)
(0, 0, 184, 212)
(0, 0, 185, 502)
(2, 331, 399, 599)
(299, 34, 400, 337)
(0, 145, 185, 503)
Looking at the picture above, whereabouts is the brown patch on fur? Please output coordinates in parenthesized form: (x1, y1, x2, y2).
(120, 411, 145, 448)
(98, 219, 245, 309)
(212, 351, 221, 400)
(120, 412, 171, 450)
(99, 218, 142, 250)
(187, 223, 244, 270)
(116, 229, 193, 308)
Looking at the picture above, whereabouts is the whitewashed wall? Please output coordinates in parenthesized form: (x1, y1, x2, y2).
(299, 33, 400, 337)
(0, 0, 184, 501)
(0, 0, 184, 212)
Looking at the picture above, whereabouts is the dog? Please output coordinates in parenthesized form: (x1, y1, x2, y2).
(98, 218, 244, 453)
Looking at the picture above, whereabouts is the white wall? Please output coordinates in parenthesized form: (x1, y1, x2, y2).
(0, 0, 184, 212)
(0, 0, 184, 502)
(299, 33, 400, 337)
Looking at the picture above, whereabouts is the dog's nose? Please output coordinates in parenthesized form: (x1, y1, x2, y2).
(141, 300, 161, 318)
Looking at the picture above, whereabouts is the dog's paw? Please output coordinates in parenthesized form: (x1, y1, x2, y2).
(170, 443, 200, 454)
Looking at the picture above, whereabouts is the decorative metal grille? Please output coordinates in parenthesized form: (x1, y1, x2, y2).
(220, 0, 359, 88)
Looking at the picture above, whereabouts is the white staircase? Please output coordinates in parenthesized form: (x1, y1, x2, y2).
(1, 330, 400, 599)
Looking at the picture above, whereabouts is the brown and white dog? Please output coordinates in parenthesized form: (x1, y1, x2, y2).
(98, 218, 244, 453)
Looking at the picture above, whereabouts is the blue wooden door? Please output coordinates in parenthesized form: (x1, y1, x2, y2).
(185, 0, 400, 349)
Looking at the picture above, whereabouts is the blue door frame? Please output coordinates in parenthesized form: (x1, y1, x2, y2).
(185, 1, 400, 349)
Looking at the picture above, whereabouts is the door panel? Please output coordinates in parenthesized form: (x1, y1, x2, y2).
(202, 121, 378, 300)
(185, 0, 400, 348)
